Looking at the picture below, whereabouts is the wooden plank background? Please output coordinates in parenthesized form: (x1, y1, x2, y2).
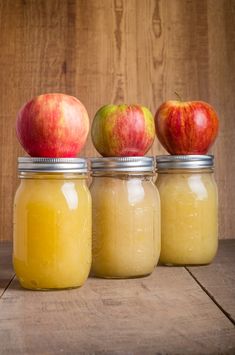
(0, 0, 234, 241)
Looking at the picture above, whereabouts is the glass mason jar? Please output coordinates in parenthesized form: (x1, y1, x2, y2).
(90, 157, 161, 278)
(13, 157, 92, 290)
(155, 155, 218, 266)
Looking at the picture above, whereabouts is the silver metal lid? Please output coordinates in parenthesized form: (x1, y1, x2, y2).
(18, 157, 88, 173)
(91, 156, 155, 173)
(156, 155, 214, 170)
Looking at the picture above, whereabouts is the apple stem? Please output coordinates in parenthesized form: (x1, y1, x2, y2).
(174, 91, 183, 102)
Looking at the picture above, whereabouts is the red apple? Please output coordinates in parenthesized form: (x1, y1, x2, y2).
(155, 100, 219, 154)
(16, 93, 89, 157)
(91, 104, 155, 156)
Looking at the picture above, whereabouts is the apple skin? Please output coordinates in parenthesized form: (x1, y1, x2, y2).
(16, 93, 89, 157)
(155, 100, 219, 154)
(91, 104, 155, 157)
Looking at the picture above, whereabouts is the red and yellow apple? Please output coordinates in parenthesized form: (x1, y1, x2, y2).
(154, 100, 219, 154)
(91, 104, 155, 156)
(16, 93, 89, 157)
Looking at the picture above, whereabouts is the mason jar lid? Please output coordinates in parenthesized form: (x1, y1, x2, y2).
(91, 156, 155, 173)
(18, 157, 88, 173)
(156, 155, 214, 170)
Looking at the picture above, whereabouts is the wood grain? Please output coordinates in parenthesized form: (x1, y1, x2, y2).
(0, 242, 14, 297)
(207, 0, 235, 239)
(0, 0, 235, 240)
(0, 240, 235, 353)
(188, 239, 235, 323)
(0, 256, 234, 353)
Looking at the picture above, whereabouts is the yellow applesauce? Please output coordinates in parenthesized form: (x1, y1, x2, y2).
(13, 158, 91, 290)
(155, 155, 218, 265)
(90, 157, 161, 278)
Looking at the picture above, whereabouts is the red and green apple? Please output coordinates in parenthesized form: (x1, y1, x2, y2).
(91, 104, 155, 157)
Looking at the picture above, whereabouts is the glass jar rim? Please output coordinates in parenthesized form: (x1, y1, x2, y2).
(17, 157, 88, 173)
(156, 155, 214, 170)
(90, 156, 155, 173)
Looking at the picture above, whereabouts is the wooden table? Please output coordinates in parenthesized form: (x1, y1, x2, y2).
(0, 241, 235, 354)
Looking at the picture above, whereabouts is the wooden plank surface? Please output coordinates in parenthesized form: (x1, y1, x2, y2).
(188, 239, 235, 324)
(0, 242, 14, 298)
(0, 241, 235, 354)
(0, 0, 235, 241)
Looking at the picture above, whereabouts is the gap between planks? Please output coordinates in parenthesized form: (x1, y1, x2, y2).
(0, 274, 15, 299)
(185, 266, 235, 327)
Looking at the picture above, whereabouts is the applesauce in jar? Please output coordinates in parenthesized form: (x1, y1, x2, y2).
(90, 157, 161, 278)
(13, 157, 91, 290)
(155, 155, 218, 265)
